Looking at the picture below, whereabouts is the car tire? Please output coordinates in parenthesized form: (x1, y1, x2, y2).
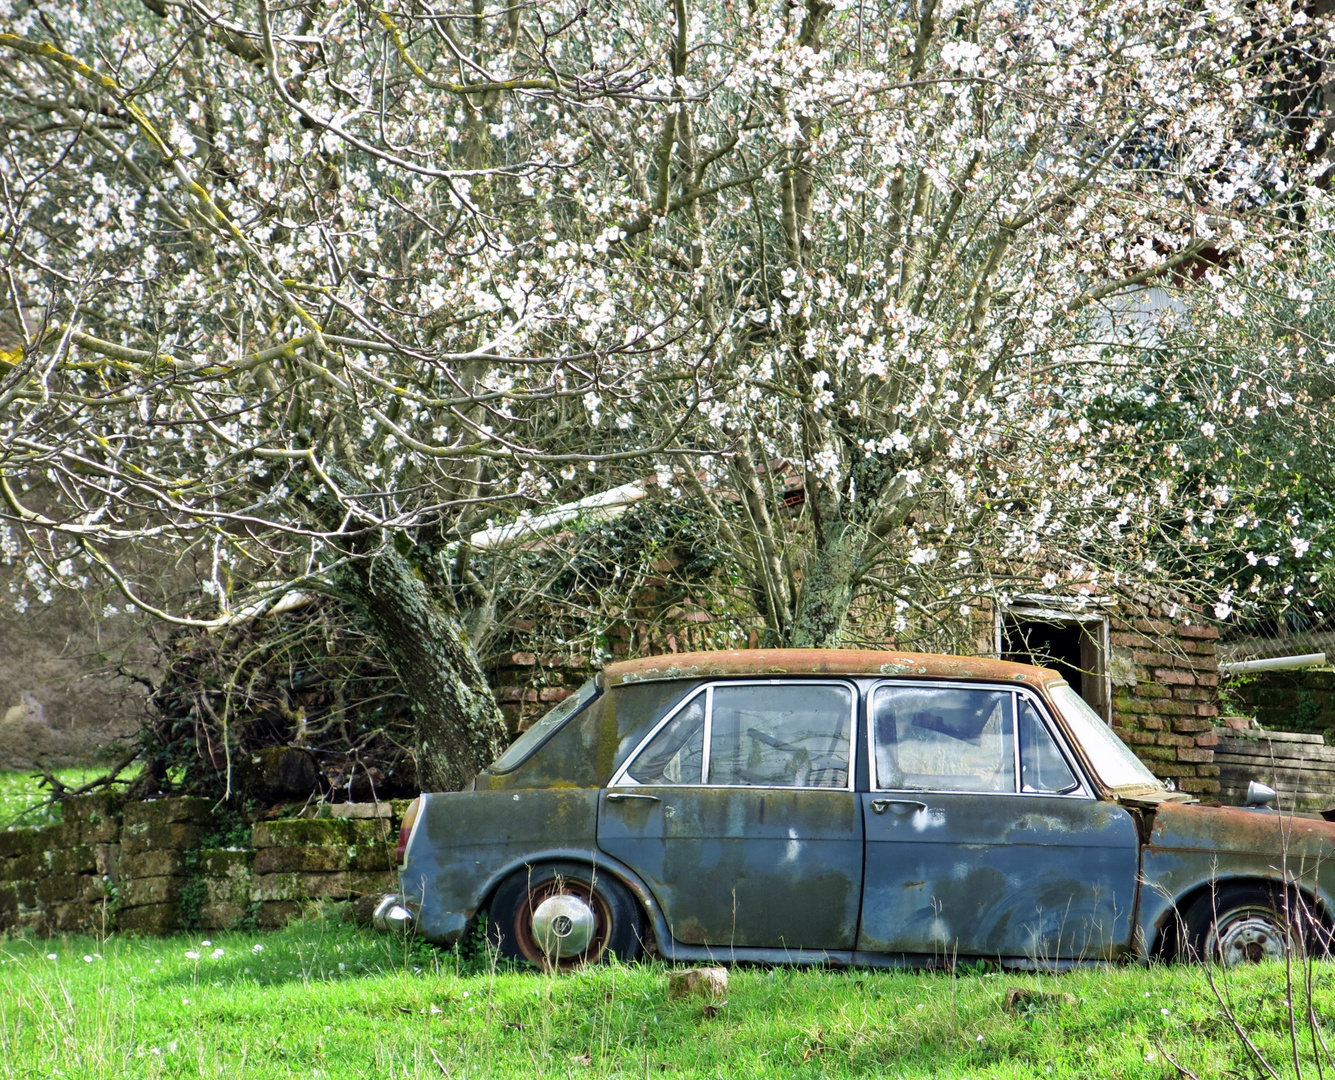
(1180, 882, 1319, 965)
(488, 862, 645, 968)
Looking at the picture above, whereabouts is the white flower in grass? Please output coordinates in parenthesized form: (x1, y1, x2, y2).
(251, 943, 265, 954)
(211, 949, 225, 959)
(185, 951, 200, 960)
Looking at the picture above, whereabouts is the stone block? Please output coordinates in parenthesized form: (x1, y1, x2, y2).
(348, 844, 393, 872)
(328, 802, 393, 820)
(1134, 745, 1176, 762)
(0, 882, 17, 915)
(1179, 777, 1222, 795)
(204, 871, 252, 907)
(253, 846, 348, 875)
(120, 823, 205, 856)
(32, 823, 80, 849)
(62, 794, 120, 823)
(198, 902, 248, 930)
(49, 845, 96, 875)
(251, 819, 351, 848)
(122, 797, 213, 827)
(1155, 732, 1195, 748)
(349, 819, 393, 845)
(122, 850, 187, 879)
(52, 902, 105, 933)
(256, 900, 302, 928)
(95, 843, 122, 880)
(250, 871, 349, 902)
(37, 874, 104, 905)
(116, 903, 181, 934)
(0, 829, 38, 858)
(348, 870, 396, 897)
(201, 848, 253, 875)
(120, 875, 187, 908)
(2, 852, 47, 882)
(80, 817, 121, 844)
(1176, 747, 1215, 764)
(15, 880, 37, 907)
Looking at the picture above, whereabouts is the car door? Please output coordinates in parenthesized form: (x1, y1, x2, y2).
(857, 682, 1141, 963)
(597, 679, 863, 951)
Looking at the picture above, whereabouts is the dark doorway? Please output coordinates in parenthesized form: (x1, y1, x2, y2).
(1001, 611, 1109, 721)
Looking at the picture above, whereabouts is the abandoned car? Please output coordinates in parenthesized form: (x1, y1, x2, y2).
(385, 649, 1334, 968)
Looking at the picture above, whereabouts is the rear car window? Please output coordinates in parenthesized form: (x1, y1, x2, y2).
(490, 677, 599, 773)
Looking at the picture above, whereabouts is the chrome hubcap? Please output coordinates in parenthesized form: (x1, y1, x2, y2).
(1212, 913, 1289, 966)
(530, 894, 596, 959)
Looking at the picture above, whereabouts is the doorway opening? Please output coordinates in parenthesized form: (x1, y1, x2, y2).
(1000, 606, 1110, 722)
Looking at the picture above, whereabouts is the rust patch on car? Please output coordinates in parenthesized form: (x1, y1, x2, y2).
(603, 649, 1059, 689)
(1149, 800, 1335, 858)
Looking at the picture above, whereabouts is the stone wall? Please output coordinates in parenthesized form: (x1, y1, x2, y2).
(1109, 604, 1221, 797)
(0, 794, 403, 937)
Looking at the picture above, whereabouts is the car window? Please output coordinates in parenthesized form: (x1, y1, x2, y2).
(489, 677, 599, 773)
(873, 685, 1015, 792)
(707, 683, 852, 788)
(1018, 697, 1080, 794)
(1049, 683, 1165, 794)
(622, 694, 705, 785)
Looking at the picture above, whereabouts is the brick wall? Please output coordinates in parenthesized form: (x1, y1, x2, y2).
(0, 795, 403, 937)
(1230, 669, 1335, 738)
(1108, 603, 1221, 796)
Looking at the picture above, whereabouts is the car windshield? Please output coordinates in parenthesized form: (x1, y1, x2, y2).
(1049, 684, 1165, 794)
(489, 677, 599, 773)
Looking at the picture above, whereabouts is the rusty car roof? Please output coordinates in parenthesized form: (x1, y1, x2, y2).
(602, 649, 1062, 690)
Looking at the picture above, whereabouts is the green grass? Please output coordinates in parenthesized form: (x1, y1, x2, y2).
(3, 920, 1335, 1078)
(0, 769, 114, 827)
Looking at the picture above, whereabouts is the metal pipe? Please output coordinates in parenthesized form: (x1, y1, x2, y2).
(1218, 653, 1327, 675)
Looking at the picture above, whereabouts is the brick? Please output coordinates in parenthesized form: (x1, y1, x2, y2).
(250, 872, 349, 902)
(120, 876, 187, 908)
(1156, 732, 1195, 748)
(1110, 632, 1144, 648)
(1171, 686, 1211, 701)
(49, 846, 96, 875)
(1196, 704, 1220, 718)
(1133, 649, 1177, 668)
(1134, 745, 1177, 762)
(1177, 623, 1221, 639)
(0, 829, 38, 859)
(119, 823, 205, 856)
(256, 901, 301, 928)
(253, 846, 348, 875)
(1123, 730, 1158, 746)
(116, 903, 181, 934)
(122, 850, 187, 879)
(539, 687, 572, 702)
(1153, 669, 1196, 686)
(197, 902, 247, 930)
(1171, 717, 1214, 733)
(1138, 716, 1165, 732)
(1175, 747, 1215, 764)
(1195, 673, 1219, 687)
(1178, 777, 1222, 794)
(1155, 700, 1197, 717)
(251, 819, 351, 848)
(62, 794, 120, 823)
(122, 797, 213, 827)
(1136, 684, 1171, 700)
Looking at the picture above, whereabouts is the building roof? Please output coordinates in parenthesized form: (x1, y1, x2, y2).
(602, 649, 1061, 690)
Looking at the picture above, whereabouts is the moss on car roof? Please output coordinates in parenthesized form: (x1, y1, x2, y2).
(601, 649, 1061, 690)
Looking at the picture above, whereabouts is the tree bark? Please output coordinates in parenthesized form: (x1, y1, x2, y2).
(336, 542, 509, 792)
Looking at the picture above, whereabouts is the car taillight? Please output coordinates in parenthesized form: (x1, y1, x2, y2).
(395, 797, 421, 868)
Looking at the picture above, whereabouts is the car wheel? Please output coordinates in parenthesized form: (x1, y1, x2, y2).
(489, 863, 644, 969)
(1181, 883, 1314, 965)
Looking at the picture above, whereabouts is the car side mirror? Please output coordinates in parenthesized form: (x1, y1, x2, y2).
(1245, 780, 1278, 809)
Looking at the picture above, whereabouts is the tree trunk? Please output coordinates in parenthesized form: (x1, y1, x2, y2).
(789, 520, 861, 648)
(337, 542, 509, 792)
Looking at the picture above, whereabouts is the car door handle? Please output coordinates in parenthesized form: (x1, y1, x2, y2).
(871, 798, 928, 815)
(606, 792, 661, 803)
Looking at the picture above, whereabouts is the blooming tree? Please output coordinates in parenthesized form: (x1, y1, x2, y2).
(1, 0, 1333, 786)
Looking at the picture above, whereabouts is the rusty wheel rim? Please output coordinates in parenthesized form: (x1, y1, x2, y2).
(512, 877, 612, 969)
(1207, 907, 1292, 966)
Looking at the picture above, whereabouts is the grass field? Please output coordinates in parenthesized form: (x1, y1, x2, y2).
(3, 919, 1335, 1079)
(0, 769, 115, 827)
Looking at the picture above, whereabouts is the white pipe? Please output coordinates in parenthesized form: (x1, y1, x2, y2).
(464, 480, 649, 551)
(1219, 653, 1327, 675)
